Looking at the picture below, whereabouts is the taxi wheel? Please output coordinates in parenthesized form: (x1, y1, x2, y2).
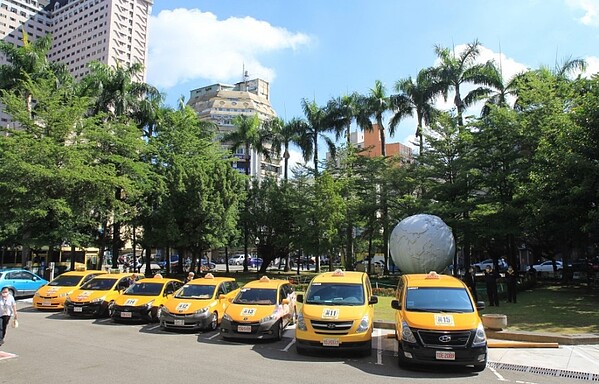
(208, 312, 218, 331)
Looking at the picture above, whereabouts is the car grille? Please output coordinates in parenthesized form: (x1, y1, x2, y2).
(310, 320, 354, 335)
(416, 330, 472, 348)
(38, 295, 57, 299)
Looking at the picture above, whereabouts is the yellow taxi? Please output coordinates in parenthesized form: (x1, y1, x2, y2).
(295, 269, 377, 356)
(391, 271, 487, 371)
(33, 270, 106, 310)
(159, 274, 240, 331)
(109, 277, 183, 322)
(220, 276, 296, 340)
(64, 273, 138, 317)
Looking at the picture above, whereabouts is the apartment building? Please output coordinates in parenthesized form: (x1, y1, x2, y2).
(0, 0, 153, 125)
(187, 77, 282, 180)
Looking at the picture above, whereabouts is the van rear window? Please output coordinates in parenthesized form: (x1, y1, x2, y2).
(405, 287, 474, 313)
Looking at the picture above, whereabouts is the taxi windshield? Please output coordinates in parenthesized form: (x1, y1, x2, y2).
(176, 284, 215, 299)
(124, 282, 163, 296)
(48, 275, 83, 287)
(80, 278, 117, 290)
(305, 283, 365, 305)
(233, 288, 276, 305)
(405, 287, 474, 313)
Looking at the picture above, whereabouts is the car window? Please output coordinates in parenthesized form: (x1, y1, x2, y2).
(405, 287, 474, 313)
(233, 288, 276, 305)
(48, 275, 83, 287)
(176, 284, 215, 299)
(124, 282, 163, 296)
(82, 278, 118, 290)
(305, 283, 365, 305)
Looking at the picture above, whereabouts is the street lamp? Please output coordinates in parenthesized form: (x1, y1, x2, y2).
(254, 237, 260, 272)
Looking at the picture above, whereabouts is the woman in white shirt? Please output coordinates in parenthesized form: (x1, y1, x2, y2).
(0, 287, 18, 346)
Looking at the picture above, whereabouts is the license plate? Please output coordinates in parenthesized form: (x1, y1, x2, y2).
(174, 319, 185, 326)
(42, 301, 52, 306)
(322, 338, 340, 347)
(74, 307, 83, 312)
(237, 325, 252, 333)
(121, 312, 132, 318)
(436, 351, 455, 360)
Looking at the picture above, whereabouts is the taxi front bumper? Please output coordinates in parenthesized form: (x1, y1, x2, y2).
(219, 318, 279, 340)
(160, 311, 213, 330)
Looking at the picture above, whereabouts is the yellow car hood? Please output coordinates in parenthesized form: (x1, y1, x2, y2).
(114, 295, 157, 307)
(69, 289, 112, 303)
(37, 285, 74, 297)
(302, 304, 368, 321)
(402, 311, 481, 330)
(164, 298, 215, 314)
(226, 303, 277, 322)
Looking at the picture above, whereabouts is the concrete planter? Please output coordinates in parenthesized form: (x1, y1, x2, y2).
(482, 314, 508, 330)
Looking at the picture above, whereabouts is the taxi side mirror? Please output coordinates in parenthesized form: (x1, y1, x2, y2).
(281, 298, 290, 305)
(218, 294, 226, 300)
(476, 301, 486, 311)
(296, 294, 304, 303)
(369, 296, 378, 305)
(391, 299, 401, 310)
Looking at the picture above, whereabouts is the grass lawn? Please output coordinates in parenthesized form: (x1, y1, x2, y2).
(373, 282, 599, 334)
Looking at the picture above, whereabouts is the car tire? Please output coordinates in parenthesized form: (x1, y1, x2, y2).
(208, 311, 218, 331)
(275, 320, 284, 341)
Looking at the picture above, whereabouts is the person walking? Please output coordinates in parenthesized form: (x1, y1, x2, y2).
(463, 266, 478, 302)
(505, 266, 518, 303)
(484, 266, 499, 307)
(0, 287, 18, 346)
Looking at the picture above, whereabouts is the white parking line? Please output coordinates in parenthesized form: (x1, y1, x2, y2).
(489, 366, 508, 381)
(207, 333, 220, 340)
(281, 338, 295, 352)
(146, 325, 161, 331)
(376, 328, 383, 365)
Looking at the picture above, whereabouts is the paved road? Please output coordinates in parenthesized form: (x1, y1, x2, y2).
(0, 301, 592, 384)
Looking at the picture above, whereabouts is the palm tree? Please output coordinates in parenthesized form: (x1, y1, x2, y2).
(432, 40, 502, 126)
(356, 80, 394, 157)
(391, 68, 443, 154)
(265, 117, 304, 182)
(222, 114, 271, 272)
(294, 98, 337, 177)
(326, 92, 360, 148)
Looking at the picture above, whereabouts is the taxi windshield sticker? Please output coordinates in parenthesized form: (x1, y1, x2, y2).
(176, 303, 191, 312)
(241, 308, 256, 316)
(124, 298, 138, 306)
(434, 314, 455, 326)
(322, 308, 339, 319)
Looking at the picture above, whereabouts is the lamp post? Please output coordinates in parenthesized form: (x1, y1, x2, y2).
(254, 237, 260, 273)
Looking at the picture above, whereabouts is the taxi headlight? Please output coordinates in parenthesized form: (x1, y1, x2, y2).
(472, 323, 487, 347)
(356, 315, 370, 333)
(144, 300, 154, 309)
(195, 306, 209, 316)
(64, 297, 72, 305)
(223, 313, 233, 322)
(401, 321, 417, 344)
(297, 312, 307, 331)
(34, 292, 41, 297)
(161, 307, 170, 316)
(259, 312, 278, 324)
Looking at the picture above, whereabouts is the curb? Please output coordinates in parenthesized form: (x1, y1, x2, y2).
(374, 320, 599, 345)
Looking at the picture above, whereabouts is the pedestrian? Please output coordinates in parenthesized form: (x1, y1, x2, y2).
(0, 287, 18, 346)
(463, 266, 478, 302)
(185, 272, 195, 283)
(484, 266, 499, 307)
(505, 266, 518, 303)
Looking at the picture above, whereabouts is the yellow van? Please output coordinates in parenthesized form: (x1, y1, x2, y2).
(220, 276, 296, 340)
(33, 270, 106, 310)
(391, 271, 487, 371)
(295, 269, 377, 356)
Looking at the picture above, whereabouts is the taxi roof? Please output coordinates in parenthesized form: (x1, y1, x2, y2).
(136, 277, 182, 284)
(403, 273, 466, 288)
(311, 270, 366, 284)
(243, 276, 288, 289)
(187, 276, 235, 285)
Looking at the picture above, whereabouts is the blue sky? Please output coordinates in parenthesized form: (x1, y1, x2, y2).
(146, 0, 599, 161)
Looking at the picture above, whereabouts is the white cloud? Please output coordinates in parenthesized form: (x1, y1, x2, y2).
(147, 8, 311, 89)
(566, 0, 599, 26)
(583, 56, 599, 77)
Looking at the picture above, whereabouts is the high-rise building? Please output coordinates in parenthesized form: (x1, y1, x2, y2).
(187, 77, 281, 180)
(0, 0, 153, 125)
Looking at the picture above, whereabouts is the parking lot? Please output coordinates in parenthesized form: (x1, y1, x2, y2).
(0, 300, 585, 384)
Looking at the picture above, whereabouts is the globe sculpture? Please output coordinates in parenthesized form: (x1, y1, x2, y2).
(389, 214, 455, 274)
